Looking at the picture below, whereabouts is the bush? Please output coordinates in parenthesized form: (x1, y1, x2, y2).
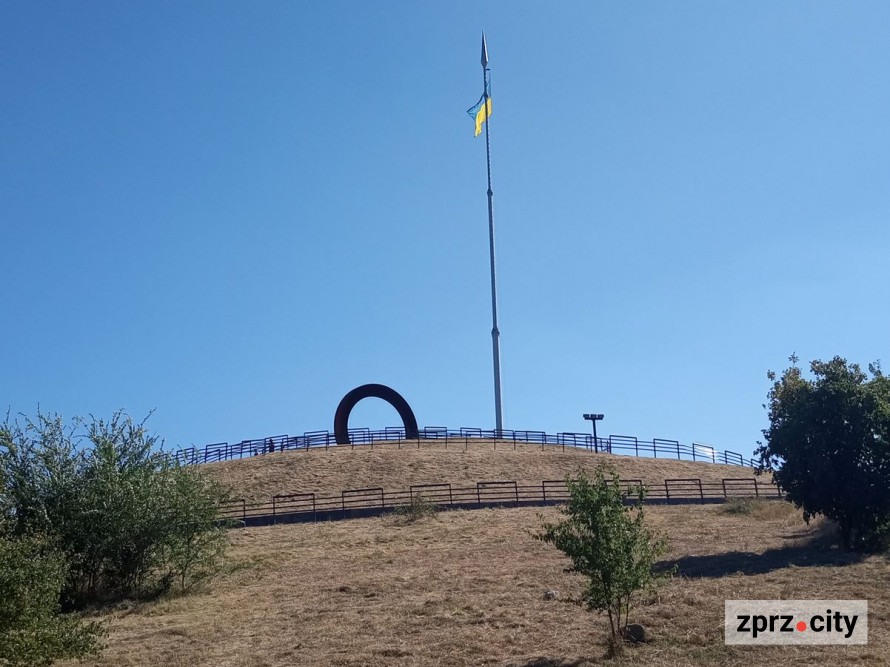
(536, 467, 669, 651)
(393, 494, 437, 523)
(0, 533, 104, 666)
(720, 498, 759, 516)
(757, 356, 890, 551)
(0, 410, 231, 607)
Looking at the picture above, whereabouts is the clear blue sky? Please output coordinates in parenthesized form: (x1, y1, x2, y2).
(2, 2, 889, 456)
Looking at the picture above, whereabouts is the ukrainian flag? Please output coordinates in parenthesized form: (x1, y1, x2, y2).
(467, 87, 492, 137)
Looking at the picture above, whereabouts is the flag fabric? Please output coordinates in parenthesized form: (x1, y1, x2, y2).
(467, 86, 492, 137)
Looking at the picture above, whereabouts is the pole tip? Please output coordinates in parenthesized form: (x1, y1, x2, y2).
(481, 31, 489, 68)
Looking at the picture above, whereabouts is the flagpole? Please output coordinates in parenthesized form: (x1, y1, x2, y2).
(481, 32, 504, 436)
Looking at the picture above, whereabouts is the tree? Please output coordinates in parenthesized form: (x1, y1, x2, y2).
(536, 467, 669, 651)
(0, 410, 231, 606)
(757, 355, 890, 551)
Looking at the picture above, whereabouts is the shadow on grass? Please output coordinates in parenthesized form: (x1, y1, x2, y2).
(656, 543, 866, 578)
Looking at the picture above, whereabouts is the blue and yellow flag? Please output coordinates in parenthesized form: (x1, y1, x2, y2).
(467, 86, 492, 137)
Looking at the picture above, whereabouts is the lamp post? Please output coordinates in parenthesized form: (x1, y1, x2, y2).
(583, 413, 604, 453)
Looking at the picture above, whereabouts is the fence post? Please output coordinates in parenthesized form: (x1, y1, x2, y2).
(676, 441, 681, 460)
(691, 445, 697, 461)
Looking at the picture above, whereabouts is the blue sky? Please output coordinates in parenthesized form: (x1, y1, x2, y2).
(2, 2, 888, 456)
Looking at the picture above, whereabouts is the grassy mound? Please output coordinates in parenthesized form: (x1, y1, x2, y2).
(204, 439, 764, 503)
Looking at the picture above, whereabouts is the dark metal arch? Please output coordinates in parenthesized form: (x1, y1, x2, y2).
(334, 384, 419, 445)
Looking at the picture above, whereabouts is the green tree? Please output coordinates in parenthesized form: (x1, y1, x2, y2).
(0, 410, 231, 606)
(757, 355, 890, 551)
(0, 534, 104, 666)
(536, 467, 669, 651)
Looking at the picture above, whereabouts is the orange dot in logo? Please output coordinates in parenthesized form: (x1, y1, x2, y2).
(797, 621, 807, 632)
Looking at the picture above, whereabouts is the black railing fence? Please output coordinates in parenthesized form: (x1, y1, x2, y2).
(219, 476, 780, 526)
(172, 426, 757, 468)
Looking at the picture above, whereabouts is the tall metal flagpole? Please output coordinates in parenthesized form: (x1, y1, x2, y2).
(481, 32, 504, 435)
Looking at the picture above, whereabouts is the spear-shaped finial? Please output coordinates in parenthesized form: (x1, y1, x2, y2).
(481, 31, 489, 68)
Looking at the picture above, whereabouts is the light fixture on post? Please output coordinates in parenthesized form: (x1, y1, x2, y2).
(582, 413, 604, 453)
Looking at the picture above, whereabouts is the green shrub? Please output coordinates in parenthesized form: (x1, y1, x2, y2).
(0, 410, 230, 607)
(394, 494, 437, 523)
(0, 533, 104, 666)
(721, 498, 759, 516)
(536, 467, 669, 651)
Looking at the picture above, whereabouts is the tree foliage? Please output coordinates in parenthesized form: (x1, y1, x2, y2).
(757, 355, 890, 551)
(0, 534, 104, 666)
(0, 410, 231, 607)
(536, 467, 669, 650)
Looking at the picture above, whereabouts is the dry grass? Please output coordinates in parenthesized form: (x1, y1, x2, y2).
(67, 501, 889, 667)
(720, 498, 797, 520)
(205, 440, 765, 503)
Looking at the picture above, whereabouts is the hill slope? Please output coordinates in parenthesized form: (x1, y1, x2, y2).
(69, 503, 887, 667)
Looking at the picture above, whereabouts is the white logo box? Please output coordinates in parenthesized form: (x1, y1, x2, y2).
(725, 600, 868, 645)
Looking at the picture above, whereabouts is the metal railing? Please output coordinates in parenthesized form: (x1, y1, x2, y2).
(173, 427, 757, 468)
(218, 476, 780, 526)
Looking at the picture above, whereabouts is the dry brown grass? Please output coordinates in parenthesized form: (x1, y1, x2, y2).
(205, 440, 765, 503)
(67, 501, 889, 667)
(719, 498, 799, 520)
